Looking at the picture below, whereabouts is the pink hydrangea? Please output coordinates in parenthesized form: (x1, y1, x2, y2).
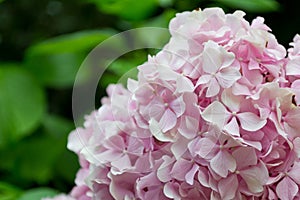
(46, 7, 300, 200)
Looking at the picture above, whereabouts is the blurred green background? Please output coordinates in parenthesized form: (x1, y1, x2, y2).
(0, 0, 299, 199)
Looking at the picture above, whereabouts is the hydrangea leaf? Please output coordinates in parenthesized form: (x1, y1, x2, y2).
(0, 65, 45, 148)
(24, 30, 116, 88)
(17, 115, 74, 183)
(16, 136, 64, 183)
(0, 182, 22, 200)
(18, 188, 58, 200)
(88, 0, 158, 21)
(0, 115, 75, 184)
(214, 0, 280, 12)
(42, 115, 79, 184)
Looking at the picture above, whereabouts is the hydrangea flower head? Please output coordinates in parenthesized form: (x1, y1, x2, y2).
(45, 7, 300, 200)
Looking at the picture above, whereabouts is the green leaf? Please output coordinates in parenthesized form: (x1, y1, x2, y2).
(26, 30, 115, 55)
(89, 0, 158, 21)
(42, 114, 74, 139)
(16, 135, 65, 183)
(0, 65, 45, 148)
(43, 115, 78, 184)
(214, 0, 280, 12)
(54, 150, 79, 184)
(136, 9, 176, 28)
(15, 115, 73, 183)
(0, 115, 75, 184)
(25, 52, 86, 88)
(0, 182, 22, 200)
(18, 188, 58, 200)
(158, 0, 174, 7)
(25, 30, 116, 88)
(100, 72, 120, 88)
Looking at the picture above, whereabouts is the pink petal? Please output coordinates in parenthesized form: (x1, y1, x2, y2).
(136, 172, 167, 200)
(194, 137, 218, 159)
(286, 59, 300, 75)
(159, 108, 177, 132)
(202, 41, 222, 74)
(210, 150, 236, 177)
(108, 173, 139, 200)
(239, 163, 268, 193)
(216, 68, 241, 88)
(158, 65, 181, 81)
(134, 153, 153, 173)
(171, 158, 193, 181)
(94, 184, 114, 200)
(201, 101, 230, 128)
(169, 96, 186, 117)
(176, 75, 194, 93)
(221, 89, 241, 112)
(145, 99, 165, 120)
(126, 78, 138, 93)
(163, 182, 181, 200)
(237, 112, 267, 131)
(67, 128, 91, 153)
(251, 17, 271, 31)
(232, 147, 257, 169)
(127, 137, 144, 156)
(134, 84, 155, 104)
(103, 135, 125, 151)
(111, 154, 133, 174)
(288, 161, 300, 185)
(291, 80, 300, 105)
(218, 174, 238, 199)
(223, 116, 240, 137)
(178, 116, 198, 139)
(171, 136, 189, 159)
(237, 138, 262, 151)
(248, 58, 260, 70)
(43, 194, 76, 200)
(149, 118, 175, 142)
(285, 108, 300, 131)
(276, 177, 298, 200)
(182, 93, 200, 119)
(185, 164, 199, 185)
(95, 149, 122, 164)
(157, 156, 175, 182)
(232, 81, 251, 96)
(267, 174, 284, 185)
(75, 168, 89, 186)
(197, 167, 210, 188)
(293, 137, 300, 158)
(196, 74, 212, 86)
(267, 187, 277, 200)
(206, 78, 220, 97)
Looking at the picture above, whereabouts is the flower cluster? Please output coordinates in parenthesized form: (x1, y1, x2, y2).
(45, 8, 300, 200)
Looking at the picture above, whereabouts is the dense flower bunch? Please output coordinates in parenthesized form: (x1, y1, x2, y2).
(45, 8, 300, 200)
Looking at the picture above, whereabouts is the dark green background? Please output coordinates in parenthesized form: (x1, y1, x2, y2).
(0, 0, 298, 199)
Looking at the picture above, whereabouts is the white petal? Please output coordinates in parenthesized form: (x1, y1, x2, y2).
(238, 112, 267, 131)
(201, 101, 230, 128)
(206, 78, 220, 97)
(217, 68, 241, 88)
(149, 118, 175, 142)
(159, 109, 177, 132)
(210, 151, 236, 177)
(223, 116, 240, 137)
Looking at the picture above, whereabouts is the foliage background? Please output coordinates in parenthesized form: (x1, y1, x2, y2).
(0, 0, 299, 199)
